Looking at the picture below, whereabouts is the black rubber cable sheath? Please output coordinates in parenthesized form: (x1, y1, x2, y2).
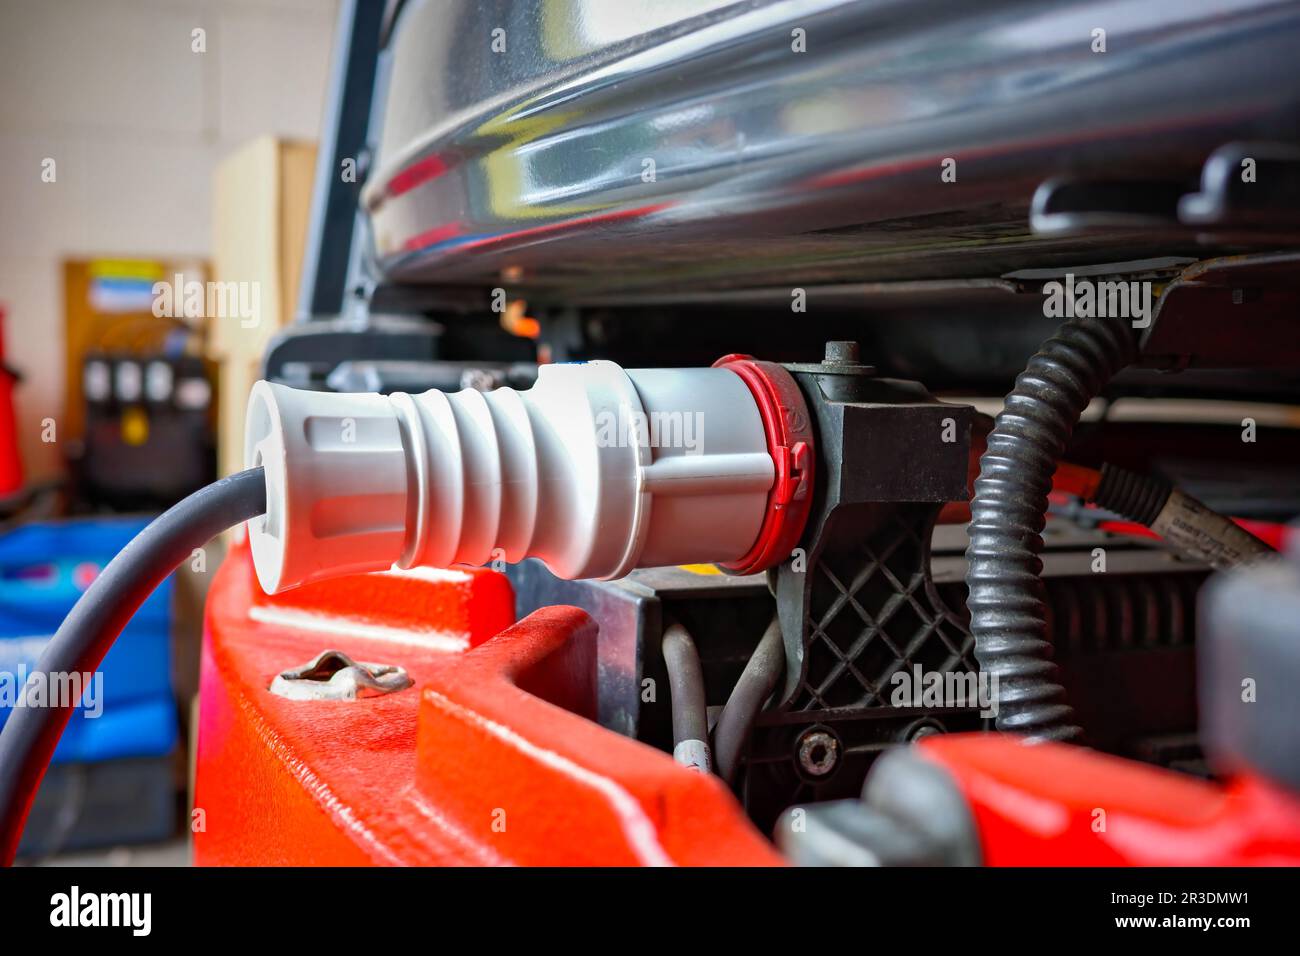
(661, 623, 709, 766)
(0, 468, 267, 865)
(713, 616, 784, 785)
(965, 313, 1137, 742)
(1092, 463, 1274, 569)
(1091, 463, 1173, 525)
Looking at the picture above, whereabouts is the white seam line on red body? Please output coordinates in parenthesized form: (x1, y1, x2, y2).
(231, 691, 407, 866)
(424, 688, 677, 867)
(249, 604, 469, 651)
(407, 795, 514, 866)
(381, 565, 473, 583)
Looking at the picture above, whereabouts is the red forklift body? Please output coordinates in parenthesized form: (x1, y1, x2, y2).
(194, 538, 780, 865)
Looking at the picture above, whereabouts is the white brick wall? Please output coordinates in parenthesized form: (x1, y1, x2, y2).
(0, 0, 339, 478)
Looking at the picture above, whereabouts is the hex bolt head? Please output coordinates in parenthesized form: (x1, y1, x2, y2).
(823, 340, 861, 365)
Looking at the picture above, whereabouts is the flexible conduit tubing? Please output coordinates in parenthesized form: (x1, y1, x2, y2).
(964, 312, 1137, 741)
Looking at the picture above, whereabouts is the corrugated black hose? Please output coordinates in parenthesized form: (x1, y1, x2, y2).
(965, 312, 1138, 741)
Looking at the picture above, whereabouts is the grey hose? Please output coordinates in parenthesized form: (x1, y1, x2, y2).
(965, 312, 1137, 742)
(714, 616, 785, 785)
(0, 468, 267, 865)
(661, 622, 710, 772)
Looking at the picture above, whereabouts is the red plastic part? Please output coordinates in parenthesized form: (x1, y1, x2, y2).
(1094, 517, 1292, 551)
(712, 354, 814, 575)
(0, 308, 23, 496)
(916, 734, 1300, 866)
(194, 539, 781, 866)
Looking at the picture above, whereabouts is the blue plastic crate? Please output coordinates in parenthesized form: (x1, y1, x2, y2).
(0, 517, 177, 763)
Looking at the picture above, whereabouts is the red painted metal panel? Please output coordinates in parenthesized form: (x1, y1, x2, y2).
(918, 734, 1300, 866)
(194, 539, 780, 865)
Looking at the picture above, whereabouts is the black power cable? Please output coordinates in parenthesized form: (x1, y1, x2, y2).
(0, 468, 266, 865)
(1091, 463, 1275, 569)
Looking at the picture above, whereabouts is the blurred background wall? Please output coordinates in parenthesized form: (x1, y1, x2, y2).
(0, 0, 340, 481)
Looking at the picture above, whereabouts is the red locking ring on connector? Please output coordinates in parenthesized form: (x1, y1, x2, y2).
(712, 354, 815, 575)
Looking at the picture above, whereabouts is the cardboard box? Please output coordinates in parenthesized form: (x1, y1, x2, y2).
(210, 137, 317, 477)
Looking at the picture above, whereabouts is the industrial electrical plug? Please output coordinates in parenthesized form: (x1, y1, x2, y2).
(0, 354, 813, 864)
(244, 355, 814, 594)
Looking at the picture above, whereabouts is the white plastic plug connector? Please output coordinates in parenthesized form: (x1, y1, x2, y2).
(245, 360, 780, 594)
